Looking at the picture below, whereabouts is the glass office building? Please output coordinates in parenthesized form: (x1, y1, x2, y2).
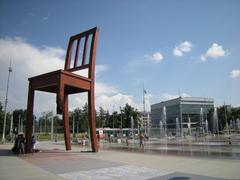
(151, 97, 214, 135)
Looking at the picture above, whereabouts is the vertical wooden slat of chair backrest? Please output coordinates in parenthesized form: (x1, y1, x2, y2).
(64, 39, 74, 70)
(82, 35, 89, 66)
(88, 28, 99, 79)
(74, 39, 81, 68)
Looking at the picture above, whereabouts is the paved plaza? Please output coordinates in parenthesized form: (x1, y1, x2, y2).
(1, 138, 240, 180)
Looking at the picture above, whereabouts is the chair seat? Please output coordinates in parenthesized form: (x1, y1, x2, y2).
(29, 69, 92, 95)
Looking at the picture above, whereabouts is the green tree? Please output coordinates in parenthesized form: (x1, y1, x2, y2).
(96, 107, 107, 128)
(104, 110, 111, 127)
(122, 103, 141, 128)
(0, 102, 12, 136)
(12, 109, 27, 133)
(232, 107, 240, 120)
(53, 115, 63, 134)
(0, 102, 4, 134)
(108, 111, 119, 128)
(207, 108, 214, 132)
(95, 104, 141, 129)
(38, 111, 53, 134)
(73, 104, 88, 133)
(217, 105, 232, 130)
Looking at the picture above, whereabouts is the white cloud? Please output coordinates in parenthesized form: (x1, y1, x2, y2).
(0, 37, 64, 76)
(145, 52, 164, 63)
(173, 41, 192, 57)
(43, 13, 50, 21)
(28, 13, 35, 17)
(0, 37, 64, 115)
(96, 64, 109, 74)
(0, 37, 140, 116)
(95, 82, 118, 96)
(96, 93, 139, 113)
(201, 43, 229, 61)
(73, 64, 109, 78)
(173, 49, 183, 57)
(160, 93, 191, 101)
(200, 54, 207, 62)
(230, 69, 240, 79)
(43, 16, 49, 21)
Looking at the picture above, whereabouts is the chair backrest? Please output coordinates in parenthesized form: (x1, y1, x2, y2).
(64, 27, 99, 79)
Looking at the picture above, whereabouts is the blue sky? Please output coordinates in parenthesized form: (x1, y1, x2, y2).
(0, 0, 240, 114)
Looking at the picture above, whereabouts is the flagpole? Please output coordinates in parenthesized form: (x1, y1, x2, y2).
(2, 60, 13, 143)
(143, 83, 145, 113)
(143, 83, 146, 134)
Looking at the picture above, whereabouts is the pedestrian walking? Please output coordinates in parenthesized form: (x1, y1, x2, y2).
(139, 132, 144, 149)
(125, 134, 129, 146)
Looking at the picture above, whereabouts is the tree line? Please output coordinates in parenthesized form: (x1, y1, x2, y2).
(0, 101, 240, 136)
(0, 102, 141, 135)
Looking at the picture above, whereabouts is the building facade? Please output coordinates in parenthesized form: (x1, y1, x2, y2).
(151, 97, 214, 135)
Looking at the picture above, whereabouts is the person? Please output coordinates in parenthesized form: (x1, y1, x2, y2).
(96, 133, 101, 149)
(125, 134, 129, 146)
(31, 136, 36, 153)
(139, 132, 144, 149)
(82, 135, 86, 146)
(228, 137, 232, 145)
(18, 134, 25, 154)
(97, 133, 100, 143)
(108, 134, 112, 144)
(55, 134, 58, 142)
(12, 134, 20, 153)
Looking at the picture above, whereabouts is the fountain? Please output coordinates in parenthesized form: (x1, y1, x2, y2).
(162, 106, 167, 137)
(226, 121, 229, 131)
(147, 113, 151, 137)
(188, 117, 191, 136)
(200, 107, 204, 134)
(230, 120, 233, 129)
(237, 119, 240, 131)
(131, 116, 134, 138)
(159, 120, 163, 137)
(213, 107, 219, 133)
(176, 117, 180, 136)
(205, 119, 208, 134)
(233, 120, 236, 130)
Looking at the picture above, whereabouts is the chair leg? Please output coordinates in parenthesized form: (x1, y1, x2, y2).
(88, 90, 98, 152)
(56, 93, 63, 115)
(63, 94, 71, 150)
(26, 83, 35, 153)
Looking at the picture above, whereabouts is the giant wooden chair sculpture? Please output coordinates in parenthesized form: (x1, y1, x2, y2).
(25, 27, 99, 153)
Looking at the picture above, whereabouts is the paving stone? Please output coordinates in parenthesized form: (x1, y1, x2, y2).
(58, 165, 172, 180)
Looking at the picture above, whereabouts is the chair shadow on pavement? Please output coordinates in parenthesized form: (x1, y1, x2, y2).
(168, 177, 190, 180)
(0, 149, 15, 157)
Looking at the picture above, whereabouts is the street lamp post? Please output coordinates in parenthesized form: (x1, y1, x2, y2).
(10, 114, 13, 142)
(1, 61, 12, 143)
(112, 105, 115, 129)
(18, 115, 21, 134)
(72, 113, 75, 137)
(51, 115, 54, 141)
(120, 106, 123, 138)
(20, 115, 23, 132)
